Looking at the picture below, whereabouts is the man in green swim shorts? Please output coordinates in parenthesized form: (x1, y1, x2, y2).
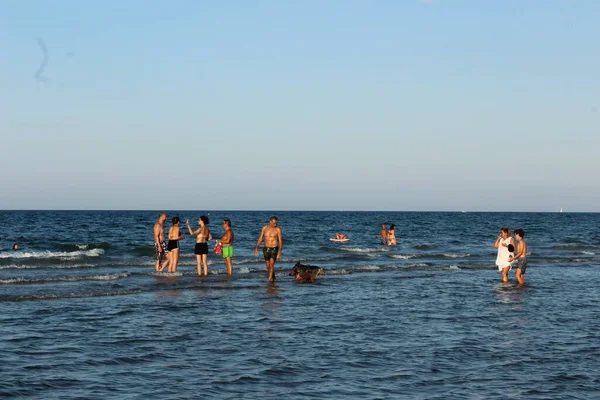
(219, 219, 234, 275)
(254, 216, 283, 282)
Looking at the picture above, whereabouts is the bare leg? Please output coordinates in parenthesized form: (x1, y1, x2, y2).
(195, 255, 202, 276)
(173, 249, 180, 273)
(202, 254, 208, 276)
(224, 257, 233, 275)
(266, 259, 276, 282)
(159, 253, 170, 272)
(501, 266, 510, 282)
(516, 269, 525, 285)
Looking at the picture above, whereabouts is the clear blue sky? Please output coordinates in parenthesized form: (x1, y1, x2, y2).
(1, 0, 598, 211)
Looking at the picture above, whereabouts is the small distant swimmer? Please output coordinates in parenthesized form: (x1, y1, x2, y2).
(387, 224, 397, 245)
(508, 229, 528, 285)
(12, 243, 19, 250)
(254, 216, 283, 283)
(494, 227, 515, 283)
(335, 233, 348, 240)
(380, 224, 388, 245)
(154, 213, 169, 272)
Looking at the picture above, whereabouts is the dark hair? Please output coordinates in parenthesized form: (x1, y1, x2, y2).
(270, 216, 278, 221)
(12, 243, 18, 250)
(200, 215, 209, 225)
(223, 219, 231, 227)
(172, 216, 180, 225)
(515, 228, 525, 238)
(507, 244, 514, 252)
(389, 224, 396, 231)
(501, 227, 510, 235)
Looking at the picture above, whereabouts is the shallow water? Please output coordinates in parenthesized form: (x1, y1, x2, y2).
(1, 211, 599, 399)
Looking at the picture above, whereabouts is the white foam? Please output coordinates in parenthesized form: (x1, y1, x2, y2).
(405, 263, 429, 268)
(326, 269, 348, 275)
(578, 251, 595, 255)
(0, 249, 104, 260)
(390, 254, 416, 259)
(0, 272, 129, 285)
(443, 253, 470, 258)
(0, 263, 97, 270)
(446, 265, 461, 270)
(356, 265, 381, 271)
(340, 247, 390, 253)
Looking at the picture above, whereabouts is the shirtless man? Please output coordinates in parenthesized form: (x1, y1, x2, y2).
(508, 228, 528, 285)
(254, 216, 283, 282)
(153, 213, 169, 272)
(219, 219, 234, 275)
(380, 224, 388, 245)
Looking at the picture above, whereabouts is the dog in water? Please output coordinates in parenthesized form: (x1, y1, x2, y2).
(289, 262, 324, 283)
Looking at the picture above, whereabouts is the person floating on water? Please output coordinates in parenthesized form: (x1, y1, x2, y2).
(254, 216, 283, 283)
(334, 233, 348, 240)
(12, 243, 19, 250)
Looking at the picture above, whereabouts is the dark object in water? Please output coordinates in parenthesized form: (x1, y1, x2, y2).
(289, 262, 324, 283)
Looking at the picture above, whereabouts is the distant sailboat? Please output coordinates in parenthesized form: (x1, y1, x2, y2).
(560, 208, 563, 213)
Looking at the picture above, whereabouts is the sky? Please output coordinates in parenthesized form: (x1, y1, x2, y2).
(1, 0, 599, 211)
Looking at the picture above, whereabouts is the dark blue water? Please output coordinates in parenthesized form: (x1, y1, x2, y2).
(1, 211, 599, 399)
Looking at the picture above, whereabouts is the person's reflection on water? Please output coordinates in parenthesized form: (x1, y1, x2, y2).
(260, 283, 282, 321)
(495, 281, 528, 305)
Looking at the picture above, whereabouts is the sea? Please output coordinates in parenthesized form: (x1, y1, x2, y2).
(1, 210, 599, 399)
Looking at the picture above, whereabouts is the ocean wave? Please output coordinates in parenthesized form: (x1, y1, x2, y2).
(325, 268, 349, 275)
(338, 247, 390, 254)
(0, 249, 104, 260)
(442, 253, 471, 258)
(403, 263, 431, 269)
(0, 289, 142, 302)
(354, 265, 381, 271)
(0, 272, 130, 285)
(414, 244, 438, 250)
(551, 244, 597, 250)
(576, 251, 595, 255)
(58, 242, 112, 252)
(390, 254, 417, 259)
(0, 263, 97, 270)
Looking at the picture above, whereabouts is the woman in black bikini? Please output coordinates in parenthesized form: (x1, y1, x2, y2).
(163, 217, 184, 273)
(186, 215, 212, 276)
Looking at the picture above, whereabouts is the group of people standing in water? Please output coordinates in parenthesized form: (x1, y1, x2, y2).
(153, 213, 283, 282)
(494, 227, 528, 284)
(154, 214, 529, 284)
